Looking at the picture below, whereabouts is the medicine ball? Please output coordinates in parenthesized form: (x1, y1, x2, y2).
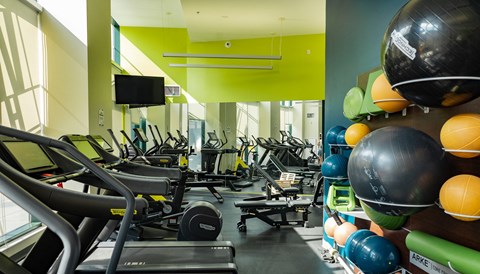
(381, 0, 480, 107)
(440, 174, 480, 221)
(326, 126, 346, 145)
(440, 113, 480, 158)
(324, 216, 345, 238)
(333, 222, 358, 247)
(321, 154, 348, 180)
(371, 73, 410, 112)
(345, 123, 371, 148)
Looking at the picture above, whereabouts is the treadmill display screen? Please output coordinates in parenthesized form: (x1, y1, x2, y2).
(93, 136, 113, 152)
(73, 140, 102, 161)
(3, 141, 57, 173)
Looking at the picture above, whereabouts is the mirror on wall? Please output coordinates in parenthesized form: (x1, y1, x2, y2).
(117, 100, 323, 173)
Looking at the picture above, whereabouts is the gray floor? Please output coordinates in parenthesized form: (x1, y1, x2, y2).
(184, 179, 346, 274)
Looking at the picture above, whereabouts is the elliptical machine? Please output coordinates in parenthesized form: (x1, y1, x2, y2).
(201, 130, 253, 190)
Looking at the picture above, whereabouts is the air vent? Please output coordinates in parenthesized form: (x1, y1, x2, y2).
(165, 85, 181, 97)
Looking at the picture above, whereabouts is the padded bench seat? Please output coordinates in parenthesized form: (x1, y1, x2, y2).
(288, 199, 312, 207)
(234, 200, 288, 209)
(234, 198, 312, 231)
(234, 199, 312, 209)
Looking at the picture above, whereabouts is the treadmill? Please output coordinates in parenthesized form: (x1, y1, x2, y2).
(0, 125, 238, 274)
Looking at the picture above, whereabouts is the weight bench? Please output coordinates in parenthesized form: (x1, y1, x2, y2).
(234, 199, 311, 231)
(269, 154, 321, 192)
(234, 162, 312, 231)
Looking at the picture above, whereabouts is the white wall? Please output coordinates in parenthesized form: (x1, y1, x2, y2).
(39, 0, 89, 137)
(0, 0, 43, 133)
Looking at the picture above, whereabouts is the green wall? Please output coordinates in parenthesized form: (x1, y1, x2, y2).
(120, 27, 325, 103)
(87, 0, 112, 135)
(119, 27, 189, 90)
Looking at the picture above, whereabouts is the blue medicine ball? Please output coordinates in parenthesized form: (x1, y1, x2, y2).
(326, 126, 346, 144)
(336, 129, 347, 145)
(322, 154, 348, 179)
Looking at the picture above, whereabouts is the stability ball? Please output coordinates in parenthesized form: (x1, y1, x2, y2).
(355, 235, 400, 274)
(345, 123, 371, 148)
(440, 174, 480, 221)
(360, 201, 407, 230)
(324, 216, 345, 238)
(326, 126, 346, 144)
(440, 113, 480, 158)
(333, 222, 358, 247)
(321, 154, 348, 179)
(371, 73, 410, 113)
(344, 229, 376, 264)
(381, 0, 480, 107)
(348, 126, 449, 216)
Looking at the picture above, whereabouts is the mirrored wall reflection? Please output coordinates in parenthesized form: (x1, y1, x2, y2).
(121, 100, 322, 173)
(186, 100, 323, 173)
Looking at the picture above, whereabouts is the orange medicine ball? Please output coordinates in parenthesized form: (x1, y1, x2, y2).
(440, 174, 480, 221)
(334, 222, 358, 247)
(345, 123, 371, 148)
(371, 73, 410, 113)
(324, 216, 345, 238)
(440, 113, 480, 158)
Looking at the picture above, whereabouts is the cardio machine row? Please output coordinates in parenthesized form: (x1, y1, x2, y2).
(0, 125, 238, 273)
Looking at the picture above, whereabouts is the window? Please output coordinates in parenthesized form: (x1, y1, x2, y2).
(0, 0, 43, 247)
(111, 18, 120, 64)
(280, 101, 293, 135)
(236, 102, 259, 138)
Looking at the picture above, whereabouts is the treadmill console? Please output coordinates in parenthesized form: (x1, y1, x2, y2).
(0, 139, 59, 175)
(66, 135, 103, 162)
(90, 135, 114, 153)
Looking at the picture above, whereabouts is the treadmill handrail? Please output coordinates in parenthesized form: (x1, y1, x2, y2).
(145, 124, 160, 155)
(62, 134, 184, 182)
(120, 129, 143, 160)
(0, 125, 134, 274)
(107, 128, 125, 159)
(0, 170, 80, 274)
(0, 160, 149, 220)
(154, 125, 164, 145)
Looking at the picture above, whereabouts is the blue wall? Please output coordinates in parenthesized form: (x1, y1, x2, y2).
(324, 0, 408, 149)
(322, 0, 408, 249)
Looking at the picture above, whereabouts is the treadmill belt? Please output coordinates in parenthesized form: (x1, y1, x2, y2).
(76, 241, 237, 273)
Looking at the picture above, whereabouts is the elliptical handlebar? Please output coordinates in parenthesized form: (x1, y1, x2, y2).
(220, 130, 228, 148)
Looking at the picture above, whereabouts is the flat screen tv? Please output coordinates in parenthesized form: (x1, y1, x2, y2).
(114, 74, 165, 108)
